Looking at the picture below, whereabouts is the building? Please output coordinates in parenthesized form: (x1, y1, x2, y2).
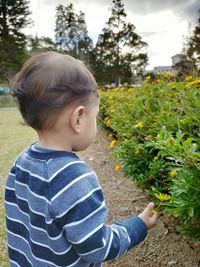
(153, 66, 177, 75)
(171, 54, 186, 66)
(144, 53, 186, 75)
(144, 65, 177, 76)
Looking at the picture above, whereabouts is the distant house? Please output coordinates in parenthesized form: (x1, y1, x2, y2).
(144, 53, 187, 75)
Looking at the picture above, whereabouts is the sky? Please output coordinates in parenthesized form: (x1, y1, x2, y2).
(26, 0, 200, 70)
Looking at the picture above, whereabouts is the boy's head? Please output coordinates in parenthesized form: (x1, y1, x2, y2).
(10, 51, 98, 131)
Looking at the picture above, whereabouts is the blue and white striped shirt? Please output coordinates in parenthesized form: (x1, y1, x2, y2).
(5, 143, 147, 266)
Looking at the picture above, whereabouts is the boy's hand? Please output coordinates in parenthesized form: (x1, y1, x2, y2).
(138, 202, 158, 229)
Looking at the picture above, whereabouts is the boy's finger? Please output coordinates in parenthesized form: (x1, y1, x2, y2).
(145, 202, 155, 213)
(149, 208, 157, 217)
(151, 211, 159, 222)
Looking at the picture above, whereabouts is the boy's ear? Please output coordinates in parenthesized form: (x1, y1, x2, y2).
(69, 105, 85, 133)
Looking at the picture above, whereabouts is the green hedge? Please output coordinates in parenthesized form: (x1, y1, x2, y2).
(99, 79, 200, 240)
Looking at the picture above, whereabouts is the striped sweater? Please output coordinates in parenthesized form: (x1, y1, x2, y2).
(5, 143, 147, 267)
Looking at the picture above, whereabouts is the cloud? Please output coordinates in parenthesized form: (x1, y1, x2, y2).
(139, 31, 167, 38)
(123, 0, 200, 21)
(37, 0, 200, 24)
(28, 0, 199, 70)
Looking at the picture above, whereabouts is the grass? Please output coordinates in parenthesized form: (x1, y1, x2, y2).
(0, 96, 15, 108)
(0, 107, 37, 266)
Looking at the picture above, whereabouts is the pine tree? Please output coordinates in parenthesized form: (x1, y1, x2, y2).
(55, 3, 93, 62)
(55, 4, 77, 52)
(27, 35, 56, 55)
(55, 5, 66, 51)
(76, 11, 93, 63)
(187, 9, 200, 71)
(93, 0, 148, 85)
(0, 0, 31, 79)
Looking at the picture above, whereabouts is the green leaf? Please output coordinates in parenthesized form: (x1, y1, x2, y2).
(188, 207, 194, 217)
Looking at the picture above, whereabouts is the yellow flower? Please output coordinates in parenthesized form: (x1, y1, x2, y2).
(154, 192, 171, 201)
(104, 117, 109, 123)
(127, 88, 133, 93)
(166, 136, 174, 145)
(114, 164, 121, 171)
(184, 75, 193, 82)
(109, 140, 117, 149)
(134, 122, 144, 129)
(161, 72, 175, 79)
(144, 75, 151, 82)
(108, 133, 113, 139)
(153, 156, 158, 161)
(104, 117, 111, 127)
(170, 170, 177, 178)
(135, 150, 141, 156)
(185, 79, 200, 88)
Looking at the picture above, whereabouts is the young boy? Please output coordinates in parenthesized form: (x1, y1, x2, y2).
(5, 51, 158, 267)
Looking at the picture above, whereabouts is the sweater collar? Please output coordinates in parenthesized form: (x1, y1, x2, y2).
(27, 143, 79, 160)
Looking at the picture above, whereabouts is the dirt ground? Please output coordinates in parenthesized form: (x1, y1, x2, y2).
(79, 130, 200, 267)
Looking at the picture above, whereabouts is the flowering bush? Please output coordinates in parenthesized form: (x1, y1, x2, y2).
(99, 78, 200, 240)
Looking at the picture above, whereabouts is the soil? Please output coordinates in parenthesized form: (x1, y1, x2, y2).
(78, 130, 200, 267)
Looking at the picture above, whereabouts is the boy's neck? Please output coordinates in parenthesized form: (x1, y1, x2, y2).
(37, 130, 72, 152)
(37, 140, 72, 152)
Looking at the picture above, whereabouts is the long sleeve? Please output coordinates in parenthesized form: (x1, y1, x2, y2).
(5, 145, 147, 267)
(50, 162, 147, 264)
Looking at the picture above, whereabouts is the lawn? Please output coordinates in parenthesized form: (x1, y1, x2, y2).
(0, 107, 37, 266)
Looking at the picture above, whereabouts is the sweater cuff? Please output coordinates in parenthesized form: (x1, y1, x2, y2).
(116, 216, 147, 249)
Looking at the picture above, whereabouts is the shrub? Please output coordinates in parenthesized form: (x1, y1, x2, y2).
(99, 78, 200, 240)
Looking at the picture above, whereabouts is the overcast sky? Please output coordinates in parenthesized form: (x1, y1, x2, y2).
(26, 0, 200, 70)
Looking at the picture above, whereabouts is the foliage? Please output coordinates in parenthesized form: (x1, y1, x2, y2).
(173, 58, 194, 81)
(0, 0, 32, 79)
(93, 0, 148, 85)
(99, 77, 200, 240)
(55, 3, 93, 63)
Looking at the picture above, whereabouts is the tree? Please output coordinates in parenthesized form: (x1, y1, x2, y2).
(0, 0, 32, 79)
(55, 3, 93, 63)
(93, 0, 148, 85)
(187, 9, 200, 72)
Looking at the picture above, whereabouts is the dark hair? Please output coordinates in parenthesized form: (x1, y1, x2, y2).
(10, 51, 98, 130)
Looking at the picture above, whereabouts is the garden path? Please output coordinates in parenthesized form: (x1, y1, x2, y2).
(79, 129, 200, 267)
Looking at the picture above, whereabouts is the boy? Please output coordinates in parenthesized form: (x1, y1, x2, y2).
(5, 51, 158, 266)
